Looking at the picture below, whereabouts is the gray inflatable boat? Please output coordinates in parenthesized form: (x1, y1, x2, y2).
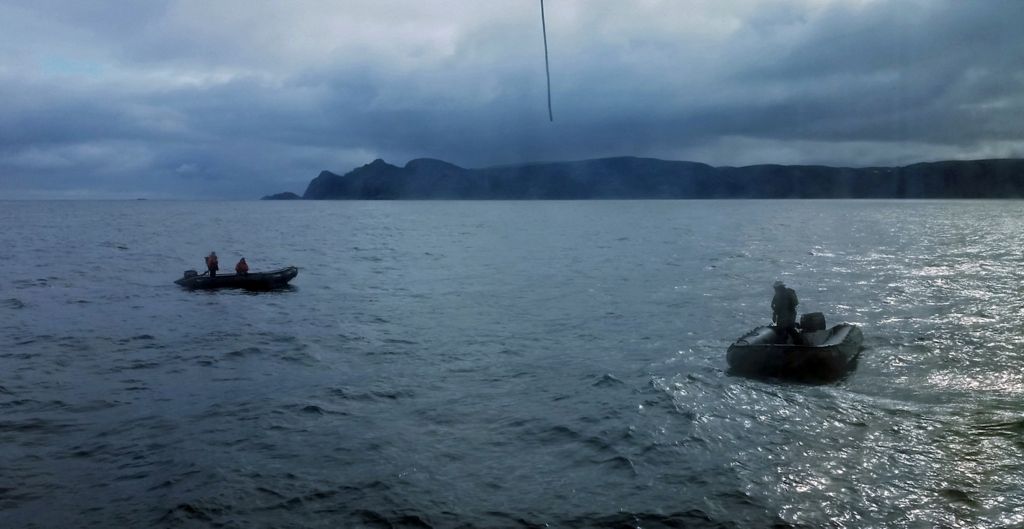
(174, 266, 298, 291)
(727, 313, 863, 381)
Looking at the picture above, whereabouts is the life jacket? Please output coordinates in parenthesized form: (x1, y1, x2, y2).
(206, 255, 219, 270)
(235, 259, 249, 274)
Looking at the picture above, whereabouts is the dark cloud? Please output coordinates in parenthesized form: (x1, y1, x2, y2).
(1, 1, 1023, 198)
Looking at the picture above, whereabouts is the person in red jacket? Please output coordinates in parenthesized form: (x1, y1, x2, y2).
(235, 257, 249, 276)
(205, 252, 219, 277)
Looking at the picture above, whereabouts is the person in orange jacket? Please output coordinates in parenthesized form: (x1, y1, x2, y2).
(235, 257, 249, 276)
(205, 252, 219, 277)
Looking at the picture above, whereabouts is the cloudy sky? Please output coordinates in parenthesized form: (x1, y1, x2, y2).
(2, 0, 1023, 198)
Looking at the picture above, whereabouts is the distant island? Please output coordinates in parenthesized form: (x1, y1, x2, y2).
(262, 157, 1024, 200)
(261, 191, 302, 200)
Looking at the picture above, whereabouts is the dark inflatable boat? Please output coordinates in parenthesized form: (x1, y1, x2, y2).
(727, 313, 863, 381)
(174, 266, 298, 291)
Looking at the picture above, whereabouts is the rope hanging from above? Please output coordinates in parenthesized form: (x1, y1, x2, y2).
(540, 0, 553, 121)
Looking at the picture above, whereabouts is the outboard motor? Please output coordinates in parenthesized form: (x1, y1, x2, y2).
(183, 270, 198, 279)
(800, 312, 826, 332)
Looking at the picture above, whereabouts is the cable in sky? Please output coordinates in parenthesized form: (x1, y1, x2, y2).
(540, 0, 553, 121)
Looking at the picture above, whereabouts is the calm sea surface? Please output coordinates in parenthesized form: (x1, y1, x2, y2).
(1, 200, 1023, 528)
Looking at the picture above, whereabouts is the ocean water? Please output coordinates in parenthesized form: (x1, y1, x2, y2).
(1, 199, 1023, 528)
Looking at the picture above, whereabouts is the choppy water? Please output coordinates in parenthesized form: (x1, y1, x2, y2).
(1, 199, 1023, 528)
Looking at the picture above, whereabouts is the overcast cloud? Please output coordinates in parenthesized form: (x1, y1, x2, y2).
(1, 0, 1023, 198)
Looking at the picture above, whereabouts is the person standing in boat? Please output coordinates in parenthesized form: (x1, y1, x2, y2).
(235, 257, 249, 276)
(205, 251, 219, 277)
(771, 280, 801, 344)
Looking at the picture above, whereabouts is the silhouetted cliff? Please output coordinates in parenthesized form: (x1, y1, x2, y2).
(266, 157, 1024, 199)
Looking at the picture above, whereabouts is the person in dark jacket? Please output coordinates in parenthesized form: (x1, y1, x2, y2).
(235, 257, 249, 276)
(771, 281, 801, 344)
(205, 251, 219, 277)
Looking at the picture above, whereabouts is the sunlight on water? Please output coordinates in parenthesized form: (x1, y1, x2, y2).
(927, 371, 1024, 395)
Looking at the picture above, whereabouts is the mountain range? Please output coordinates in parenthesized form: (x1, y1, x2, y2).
(262, 157, 1024, 200)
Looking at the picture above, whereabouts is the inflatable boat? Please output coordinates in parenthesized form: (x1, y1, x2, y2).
(727, 313, 862, 381)
(174, 266, 298, 290)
